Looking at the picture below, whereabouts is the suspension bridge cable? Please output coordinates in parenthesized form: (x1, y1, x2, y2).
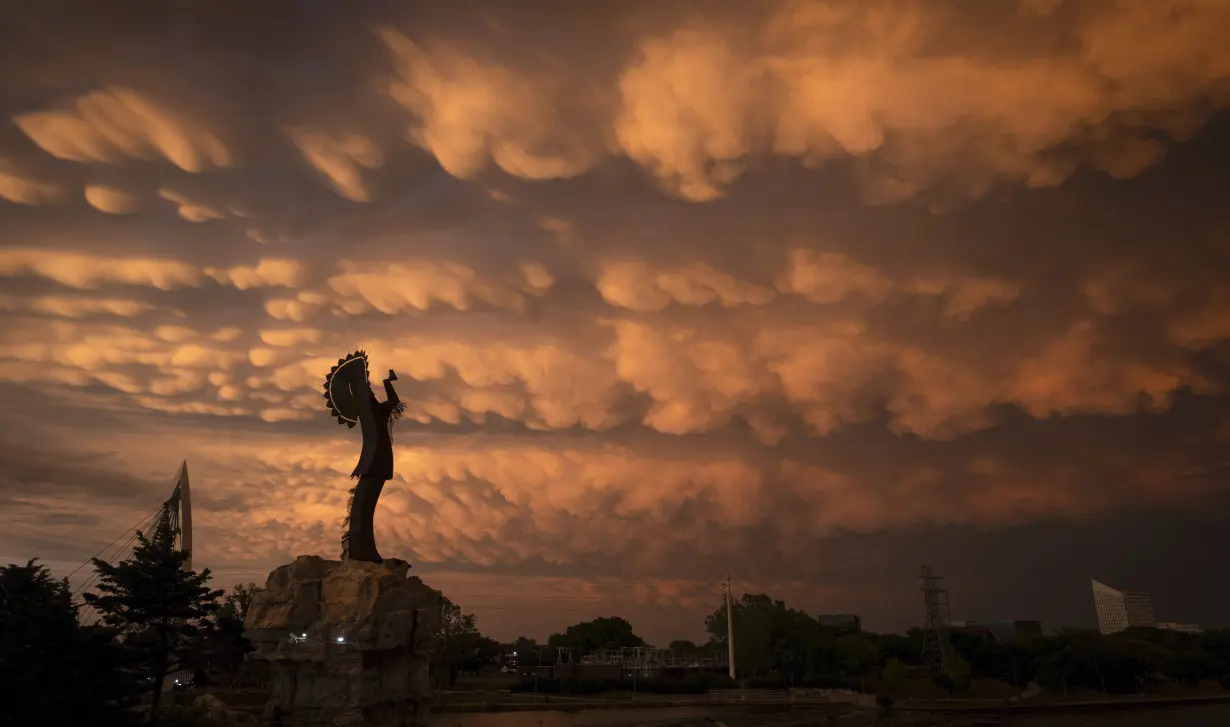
(71, 488, 180, 628)
(72, 515, 158, 600)
(64, 503, 167, 580)
(76, 528, 148, 626)
(73, 518, 151, 596)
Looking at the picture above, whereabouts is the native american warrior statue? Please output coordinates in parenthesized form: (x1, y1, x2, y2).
(322, 351, 404, 563)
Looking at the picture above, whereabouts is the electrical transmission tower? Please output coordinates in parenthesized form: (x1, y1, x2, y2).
(919, 565, 951, 670)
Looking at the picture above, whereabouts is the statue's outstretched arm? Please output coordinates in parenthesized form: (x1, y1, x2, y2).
(383, 372, 400, 407)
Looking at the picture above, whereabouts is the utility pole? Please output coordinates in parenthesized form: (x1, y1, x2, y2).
(725, 575, 736, 680)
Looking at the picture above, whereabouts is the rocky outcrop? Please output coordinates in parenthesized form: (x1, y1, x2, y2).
(244, 556, 440, 727)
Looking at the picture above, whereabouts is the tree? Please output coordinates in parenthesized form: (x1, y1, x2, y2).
(219, 581, 261, 623)
(434, 596, 482, 688)
(458, 635, 501, 675)
(0, 560, 141, 726)
(189, 583, 260, 682)
(84, 515, 223, 726)
(669, 639, 699, 659)
(705, 594, 777, 677)
(874, 632, 921, 667)
(834, 633, 881, 689)
(547, 616, 646, 654)
(937, 651, 972, 695)
(880, 657, 907, 696)
(508, 636, 544, 666)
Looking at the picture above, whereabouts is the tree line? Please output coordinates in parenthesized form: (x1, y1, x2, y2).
(495, 592, 1230, 700)
(9, 523, 1230, 725)
(701, 593, 1230, 698)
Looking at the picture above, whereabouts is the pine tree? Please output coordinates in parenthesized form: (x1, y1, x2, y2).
(0, 559, 140, 726)
(84, 513, 223, 726)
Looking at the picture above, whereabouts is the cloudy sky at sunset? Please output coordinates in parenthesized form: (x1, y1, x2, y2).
(3, 0, 1230, 645)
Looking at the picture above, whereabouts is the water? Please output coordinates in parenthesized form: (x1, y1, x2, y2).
(1000, 704, 1230, 726)
(428, 703, 1230, 727)
(428, 705, 722, 727)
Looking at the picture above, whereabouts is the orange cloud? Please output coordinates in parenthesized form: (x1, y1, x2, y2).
(381, 28, 600, 181)
(0, 167, 63, 205)
(205, 259, 304, 290)
(597, 260, 775, 310)
(374, 1, 1230, 202)
(0, 250, 201, 290)
(14, 87, 231, 172)
(325, 260, 551, 314)
(2, 0, 1229, 642)
(286, 127, 383, 202)
(84, 185, 141, 214)
(157, 188, 233, 222)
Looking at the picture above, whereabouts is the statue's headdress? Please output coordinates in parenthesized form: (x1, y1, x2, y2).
(322, 350, 370, 428)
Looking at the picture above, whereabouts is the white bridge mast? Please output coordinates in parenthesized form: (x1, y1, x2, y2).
(175, 461, 192, 570)
(163, 461, 193, 570)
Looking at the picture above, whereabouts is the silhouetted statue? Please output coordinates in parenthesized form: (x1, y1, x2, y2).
(322, 351, 404, 563)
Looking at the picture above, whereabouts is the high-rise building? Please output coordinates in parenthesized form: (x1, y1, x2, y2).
(1091, 579, 1156, 635)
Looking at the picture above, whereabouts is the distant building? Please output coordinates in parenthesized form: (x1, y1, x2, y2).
(818, 613, 861, 632)
(1091, 579, 1156, 635)
(950, 620, 1043, 644)
(1158, 622, 1204, 634)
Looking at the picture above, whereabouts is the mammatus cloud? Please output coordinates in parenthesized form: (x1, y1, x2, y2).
(205, 259, 304, 290)
(286, 127, 384, 202)
(381, 29, 601, 182)
(14, 88, 231, 172)
(0, 165, 62, 205)
(377, 0, 1230, 202)
(0, 250, 201, 290)
(84, 185, 141, 214)
(324, 260, 554, 315)
(597, 260, 776, 311)
(1, 0, 1229, 640)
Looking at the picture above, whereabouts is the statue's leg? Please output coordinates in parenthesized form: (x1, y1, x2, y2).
(346, 477, 386, 562)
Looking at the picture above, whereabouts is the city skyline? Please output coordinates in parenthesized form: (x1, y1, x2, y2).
(2, 0, 1230, 647)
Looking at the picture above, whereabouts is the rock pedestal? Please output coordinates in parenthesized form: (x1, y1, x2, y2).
(244, 556, 441, 727)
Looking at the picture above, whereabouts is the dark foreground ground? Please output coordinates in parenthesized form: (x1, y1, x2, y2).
(425, 702, 1230, 727)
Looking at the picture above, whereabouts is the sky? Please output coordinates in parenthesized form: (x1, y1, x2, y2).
(2, 0, 1230, 647)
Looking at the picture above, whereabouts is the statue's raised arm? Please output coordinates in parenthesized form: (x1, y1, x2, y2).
(383, 369, 400, 408)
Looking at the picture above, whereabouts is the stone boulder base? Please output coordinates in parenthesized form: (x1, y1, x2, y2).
(244, 556, 441, 727)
